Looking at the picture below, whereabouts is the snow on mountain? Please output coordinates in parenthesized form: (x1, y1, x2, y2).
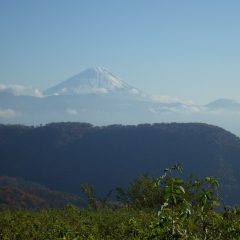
(44, 67, 146, 97)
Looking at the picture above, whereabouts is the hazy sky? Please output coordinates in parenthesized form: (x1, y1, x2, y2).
(1, 0, 240, 104)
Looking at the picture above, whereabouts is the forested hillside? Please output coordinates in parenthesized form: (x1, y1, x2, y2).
(0, 176, 84, 209)
(1, 122, 240, 204)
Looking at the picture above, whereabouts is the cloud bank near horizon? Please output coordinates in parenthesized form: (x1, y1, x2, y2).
(0, 84, 43, 97)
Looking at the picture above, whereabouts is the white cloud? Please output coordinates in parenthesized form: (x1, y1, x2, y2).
(148, 107, 157, 113)
(0, 109, 17, 118)
(74, 87, 109, 94)
(204, 107, 240, 116)
(66, 108, 78, 115)
(130, 89, 140, 95)
(0, 83, 43, 97)
(150, 94, 184, 104)
(152, 104, 207, 115)
(49, 87, 110, 95)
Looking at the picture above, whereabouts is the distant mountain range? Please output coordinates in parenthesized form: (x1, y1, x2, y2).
(1, 122, 240, 205)
(1, 67, 240, 135)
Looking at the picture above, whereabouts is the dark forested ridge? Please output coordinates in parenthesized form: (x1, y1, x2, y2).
(1, 122, 240, 204)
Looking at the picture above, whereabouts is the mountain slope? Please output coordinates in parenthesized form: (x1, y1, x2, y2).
(0, 176, 84, 209)
(44, 67, 145, 97)
(0, 122, 240, 204)
(206, 98, 240, 111)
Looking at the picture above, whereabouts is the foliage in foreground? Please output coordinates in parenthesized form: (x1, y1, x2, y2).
(1, 165, 240, 239)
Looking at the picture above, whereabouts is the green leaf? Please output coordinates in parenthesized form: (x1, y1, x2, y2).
(178, 186, 185, 194)
(173, 194, 177, 204)
(175, 179, 184, 184)
(212, 201, 220, 207)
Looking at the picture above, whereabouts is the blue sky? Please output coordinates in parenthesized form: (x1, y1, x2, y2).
(1, 0, 240, 104)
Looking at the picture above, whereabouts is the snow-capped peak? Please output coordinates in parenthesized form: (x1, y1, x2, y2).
(44, 67, 142, 96)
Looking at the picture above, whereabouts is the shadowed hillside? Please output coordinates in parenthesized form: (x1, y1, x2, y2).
(0, 176, 84, 209)
(0, 122, 240, 204)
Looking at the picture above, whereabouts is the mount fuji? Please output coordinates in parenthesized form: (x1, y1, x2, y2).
(44, 67, 147, 98)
